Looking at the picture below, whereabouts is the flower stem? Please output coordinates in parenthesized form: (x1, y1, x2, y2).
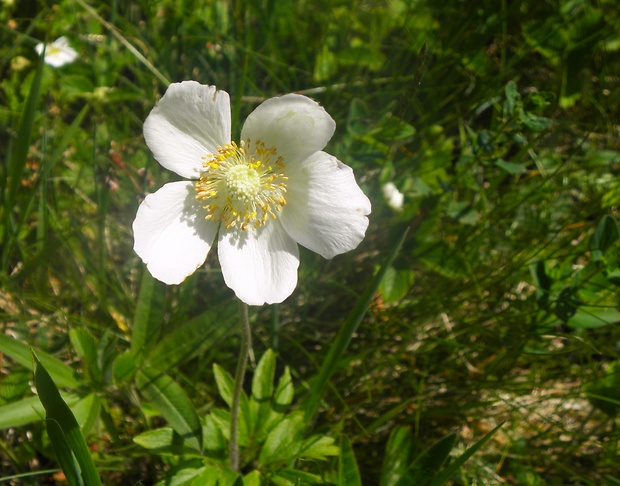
(229, 300, 251, 472)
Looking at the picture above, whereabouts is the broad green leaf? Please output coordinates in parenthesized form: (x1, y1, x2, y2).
(0, 393, 81, 429)
(134, 427, 198, 455)
(214, 363, 235, 407)
(243, 470, 263, 486)
(131, 271, 165, 357)
(259, 412, 305, 465)
(0, 335, 79, 389)
(34, 356, 101, 486)
(409, 433, 457, 486)
(70, 328, 101, 384)
(113, 351, 138, 384)
(303, 224, 410, 423)
(0, 367, 30, 401)
(203, 414, 227, 459)
(339, 435, 362, 486)
(554, 287, 580, 322)
(136, 367, 203, 452)
(380, 426, 413, 486)
(379, 265, 415, 303)
(70, 393, 100, 437)
(251, 349, 275, 437)
(210, 408, 250, 447)
(567, 307, 620, 329)
(590, 215, 619, 262)
(272, 468, 323, 485)
(428, 423, 503, 486)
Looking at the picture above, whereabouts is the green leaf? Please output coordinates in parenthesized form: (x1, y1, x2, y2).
(213, 363, 235, 408)
(428, 423, 503, 486)
(136, 367, 203, 452)
(0, 335, 79, 389)
(131, 271, 165, 357)
(495, 159, 526, 174)
(251, 349, 275, 437)
(0, 393, 81, 428)
(113, 351, 138, 384)
(554, 287, 580, 322)
(259, 412, 305, 465)
(567, 307, 620, 329)
(133, 427, 198, 455)
(46, 418, 82, 486)
(70, 328, 102, 384)
(409, 433, 457, 486)
(585, 361, 620, 417)
(303, 224, 410, 423)
(339, 435, 362, 486)
(34, 356, 101, 486)
(530, 261, 552, 306)
(259, 366, 294, 439)
(590, 215, 619, 262)
(298, 434, 339, 460)
(5, 51, 44, 216)
(504, 80, 519, 117)
(203, 414, 227, 459)
(380, 426, 413, 486)
(379, 265, 415, 303)
(519, 109, 552, 132)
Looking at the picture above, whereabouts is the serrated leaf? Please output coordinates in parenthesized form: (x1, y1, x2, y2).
(298, 435, 339, 460)
(259, 412, 305, 465)
(136, 367, 202, 452)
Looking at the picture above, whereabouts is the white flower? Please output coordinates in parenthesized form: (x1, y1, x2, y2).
(35, 37, 77, 68)
(133, 81, 371, 305)
(382, 182, 404, 211)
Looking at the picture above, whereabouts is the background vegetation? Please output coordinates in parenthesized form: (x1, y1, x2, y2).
(1, 0, 620, 483)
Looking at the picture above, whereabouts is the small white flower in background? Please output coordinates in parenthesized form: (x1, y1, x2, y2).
(133, 81, 371, 305)
(35, 37, 77, 68)
(382, 182, 404, 211)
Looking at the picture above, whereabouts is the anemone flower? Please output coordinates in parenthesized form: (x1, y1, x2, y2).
(133, 81, 371, 305)
(35, 37, 77, 67)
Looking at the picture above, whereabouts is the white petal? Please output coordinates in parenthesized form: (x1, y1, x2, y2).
(133, 181, 219, 285)
(280, 151, 371, 259)
(218, 222, 300, 305)
(241, 94, 335, 165)
(144, 82, 231, 180)
(35, 43, 45, 56)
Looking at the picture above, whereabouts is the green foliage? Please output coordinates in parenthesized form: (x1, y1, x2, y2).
(1, 0, 620, 483)
(134, 350, 340, 484)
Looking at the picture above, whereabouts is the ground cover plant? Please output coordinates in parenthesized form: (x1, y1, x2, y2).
(1, 0, 620, 484)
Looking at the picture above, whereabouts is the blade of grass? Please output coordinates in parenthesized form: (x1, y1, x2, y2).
(302, 224, 411, 423)
(428, 423, 504, 486)
(45, 418, 82, 486)
(34, 355, 101, 486)
(74, 0, 170, 87)
(3, 50, 44, 270)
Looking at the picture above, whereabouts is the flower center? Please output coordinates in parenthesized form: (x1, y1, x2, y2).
(195, 140, 287, 231)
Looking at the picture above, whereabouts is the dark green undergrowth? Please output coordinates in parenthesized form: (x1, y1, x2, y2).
(1, 0, 620, 484)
